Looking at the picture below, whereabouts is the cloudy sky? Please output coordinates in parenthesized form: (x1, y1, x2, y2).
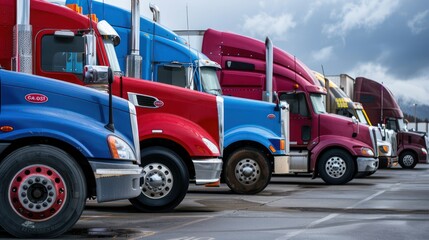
(103, 0, 429, 107)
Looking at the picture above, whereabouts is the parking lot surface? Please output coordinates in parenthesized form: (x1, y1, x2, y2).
(1, 164, 428, 239)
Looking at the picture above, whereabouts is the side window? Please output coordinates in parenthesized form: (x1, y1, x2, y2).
(280, 92, 309, 117)
(41, 35, 85, 77)
(157, 65, 186, 88)
(386, 119, 397, 131)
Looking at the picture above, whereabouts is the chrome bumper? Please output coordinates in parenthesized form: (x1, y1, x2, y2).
(192, 158, 223, 185)
(357, 157, 379, 172)
(89, 160, 143, 202)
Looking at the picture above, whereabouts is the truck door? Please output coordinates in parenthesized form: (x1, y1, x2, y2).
(279, 92, 312, 146)
(34, 30, 88, 86)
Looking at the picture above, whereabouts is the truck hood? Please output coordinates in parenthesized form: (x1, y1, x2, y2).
(0, 70, 130, 112)
(223, 96, 280, 136)
(319, 113, 375, 149)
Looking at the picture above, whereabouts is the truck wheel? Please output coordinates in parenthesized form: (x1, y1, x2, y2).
(318, 149, 355, 185)
(224, 147, 271, 194)
(0, 145, 86, 238)
(398, 151, 418, 169)
(129, 147, 189, 212)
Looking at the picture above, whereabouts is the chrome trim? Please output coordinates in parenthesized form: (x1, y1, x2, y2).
(192, 158, 223, 185)
(216, 96, 224, 156)
(369, 126, 379, 157)
(356, 157, 379, 172)
(128, 101, 141, 164)
(280, 100, 290, 155)
(128, 92, 162, 109)
(95, 168, 143, 177)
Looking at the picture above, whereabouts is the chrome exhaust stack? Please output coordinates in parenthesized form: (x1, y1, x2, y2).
(263, 37, 273, 102)
(126, 0, 143, 78)
(13, 0, 32, 74)
(149, 3, 161, 23)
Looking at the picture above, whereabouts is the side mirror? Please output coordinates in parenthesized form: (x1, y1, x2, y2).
(84, 65, 113, 83)
(83, 65, 113, 92)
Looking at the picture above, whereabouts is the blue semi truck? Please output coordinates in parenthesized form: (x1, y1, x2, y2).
(68, 0, 290, 194)
(0, 68, 142, 238)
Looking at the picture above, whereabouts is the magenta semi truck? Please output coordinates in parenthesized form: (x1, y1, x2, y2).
(196, 28, 380, 183)
(352, 76, 428, 168)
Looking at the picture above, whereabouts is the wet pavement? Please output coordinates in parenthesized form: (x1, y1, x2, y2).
(1, 164, 428, 239)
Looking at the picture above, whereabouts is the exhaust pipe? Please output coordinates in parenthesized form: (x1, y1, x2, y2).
(13, 0, 32, 74)
(126, 0, 142, 78)
(149, 3, 161, 23)
(263, 37, 273, 102)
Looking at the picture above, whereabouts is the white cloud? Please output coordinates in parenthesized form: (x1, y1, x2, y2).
(348, 62, 429, 105)
(242, 12, 296, 38)
(408, 9, 429, 34)
(323, 0, 400, 37)
(312, 46, 334, 61)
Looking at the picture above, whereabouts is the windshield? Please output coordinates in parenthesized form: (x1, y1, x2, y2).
(103, 39, 121, 73)
(398, 118, 407, 131)
(200, 67, 222, 95)
(310, 93, 327, 114)
(355, 109, 369, 125)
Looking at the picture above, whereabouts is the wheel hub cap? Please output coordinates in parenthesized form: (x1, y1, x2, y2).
(403, 155, 414, 166)
(142, 163, 173, 199)
(234, 158, 260, 185)
(8, 165, 67, 221)
(325, 157, 346, 178)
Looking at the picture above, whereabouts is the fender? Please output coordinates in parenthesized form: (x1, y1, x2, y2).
(397, 144, 426, 161)
(225, 125, 285, 155)
(0, 116, 115, 159)
(137, 112, 220, 157)
(309, 135, 374, 170)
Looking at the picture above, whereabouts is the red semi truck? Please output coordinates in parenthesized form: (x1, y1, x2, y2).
(349, 76, 428, 168)
(197, 28, 379, 183)
(0, 0, 223, 212)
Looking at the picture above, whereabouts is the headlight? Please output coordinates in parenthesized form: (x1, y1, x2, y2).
(422, 148, 427, 155)
(202, 137, 220, 154)
(361, 147, 374, 156)
(108, 135, 137, 160)
(378, 145, 389, 154)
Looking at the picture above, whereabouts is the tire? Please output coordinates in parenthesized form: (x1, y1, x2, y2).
(318, 149, 355, 185)
(398, 151, 418, 169)
(378, 158, 389, 169)
(129, 147, 189, 212)
(224, 147, 271, 194)
(0, 145, 86, 238)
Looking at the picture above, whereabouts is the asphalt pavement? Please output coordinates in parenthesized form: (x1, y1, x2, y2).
(1, 164, 428, 239)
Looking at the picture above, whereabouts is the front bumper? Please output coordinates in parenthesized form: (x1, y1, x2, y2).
(192, 158, 223, 185)
(89, 160, 143, 202)
(379, 156, 398, 168)
(357, 157, 379, 172)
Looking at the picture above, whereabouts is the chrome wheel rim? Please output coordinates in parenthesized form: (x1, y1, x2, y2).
(234, 158, 260, 185)
(142, 163, 173, 199)
(403, 155, 415, 166)
(325, 157, 347, 178)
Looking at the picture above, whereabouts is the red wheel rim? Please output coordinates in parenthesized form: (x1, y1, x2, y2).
(8, 164, 67, 221)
